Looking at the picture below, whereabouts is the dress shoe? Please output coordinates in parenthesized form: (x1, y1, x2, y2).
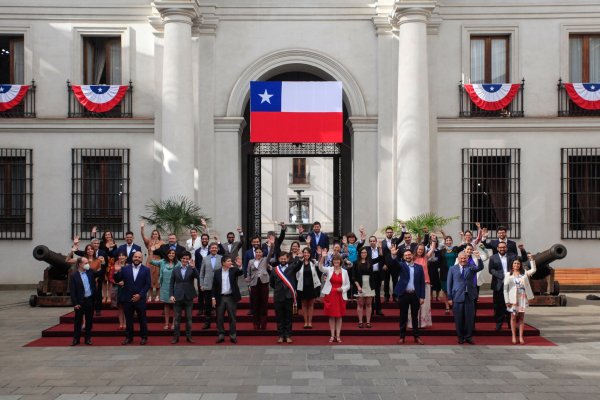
(384, 297, 390, 303)
(84, 339, 93, 345)
(247, 310, 254, 316)
(414, 336, 424, 345)
(202, 323, 210, 330)
(186, 337, 195, 343)
(285, 337, 293, 344)
(495, 323, 502, 332)
(121, 338, 132, 345)
(70, 339, 80, 346)
(171, 337, 179, 344)
(375, 312, 384, 316)
(95, 311, 101, 316)
(397, 337, 406, 344)
(216, 336, 225, 343)
(458, 338, 465, 344)
(465, 338, 475, 345)
(140, 338, 148, 345)
(230, 337, 237, 344)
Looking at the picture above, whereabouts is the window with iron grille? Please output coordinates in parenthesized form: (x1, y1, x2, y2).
(72, 149, 130, 240)
(561, 148, 600, 239)
(462, 148, 521, 238)
(0, 149, 32, 239)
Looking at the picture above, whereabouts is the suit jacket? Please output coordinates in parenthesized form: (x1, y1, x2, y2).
(262, 227, 286, 261)
(169, 265, 199, 301)
(115, 243, 143, 263)
(483, 239, 518, 255)
(446, 259, 484, 303)
(392, 260, 426, 299)
(503, 262, 537, 304)
(366, 246, 385, 273)
(69, 269, 97, 306)
(113, 264, 151, 303)
(299, 231, 329, 257)
(219, 237, 244, 259)
(212, 266, 244, 306)
(397, 242, 418, 257)
(381, 237, 401, 267)
(270, 262, 303, 302)
(488, 252, 525, 292)
(157, 243, 186, 260)
(199, 254, 222, 290)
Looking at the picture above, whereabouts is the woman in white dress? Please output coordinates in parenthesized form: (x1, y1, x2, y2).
(503, 254, 536, 345)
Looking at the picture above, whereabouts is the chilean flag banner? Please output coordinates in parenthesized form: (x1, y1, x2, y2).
(563, 83, 600, 110)
(463, 83, 520, 111)
(250, 81, 343, 143)
(0, 85, 30, 112)
(71, 85, 128, 113)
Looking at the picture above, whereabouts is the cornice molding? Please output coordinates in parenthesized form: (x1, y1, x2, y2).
(153, 0, 199, 26)
(214, 116, 246, 135)
(437, 117, 600, 133)
(347, 117, 379, 133)
(0, 118, 154, 134)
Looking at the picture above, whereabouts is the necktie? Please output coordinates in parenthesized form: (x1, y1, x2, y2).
(461, 267, 465, 279)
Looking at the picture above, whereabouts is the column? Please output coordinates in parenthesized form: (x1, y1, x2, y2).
(393, 1, 436, 218)
(155, 2, 198, 200)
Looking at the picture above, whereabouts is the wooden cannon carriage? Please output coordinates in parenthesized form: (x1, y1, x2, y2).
(29, 245, 74, 307)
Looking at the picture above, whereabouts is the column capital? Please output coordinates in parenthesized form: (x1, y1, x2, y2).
(347, 116, 378, 134)
(372, 14, 394, 37)
(153, 0, 199, 25)
(214, 117, 247, 136)
(391, 1, 436, 26)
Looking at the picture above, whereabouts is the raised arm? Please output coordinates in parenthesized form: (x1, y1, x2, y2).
(140, 222, 150, 248)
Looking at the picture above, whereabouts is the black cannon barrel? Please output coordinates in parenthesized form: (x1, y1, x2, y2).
(32, 245, 72, 280)
(532, 244, 567, 266)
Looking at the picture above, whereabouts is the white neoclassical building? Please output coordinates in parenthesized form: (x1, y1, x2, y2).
(0, 0, 599, 285)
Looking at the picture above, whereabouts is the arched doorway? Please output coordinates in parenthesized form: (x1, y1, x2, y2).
(241, 71, 352, 240)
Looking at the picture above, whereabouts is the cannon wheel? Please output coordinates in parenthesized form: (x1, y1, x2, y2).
(552, 281, 560, 296)
(560, 295, 567, 307)
(29, 295, 38, 307)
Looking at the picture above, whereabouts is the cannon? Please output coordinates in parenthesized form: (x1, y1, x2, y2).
(528, 244, 568, 306)
(30, 245, 74, 307)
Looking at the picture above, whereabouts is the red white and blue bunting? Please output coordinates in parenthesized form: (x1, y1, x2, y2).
(71, 85, 128, 113)
(0, 85, 30, 112)
(463, 83, 520, 111)
(563, 83, 600, 110)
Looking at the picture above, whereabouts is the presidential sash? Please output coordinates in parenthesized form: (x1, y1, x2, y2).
(275, 265, 297, 314)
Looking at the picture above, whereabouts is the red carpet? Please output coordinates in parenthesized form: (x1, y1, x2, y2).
(25, 296, 555, 347)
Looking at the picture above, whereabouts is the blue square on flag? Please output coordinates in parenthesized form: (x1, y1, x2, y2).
(250, 81, 281, 112)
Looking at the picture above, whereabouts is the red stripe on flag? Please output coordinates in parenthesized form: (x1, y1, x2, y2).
(250, 112, 342, 143)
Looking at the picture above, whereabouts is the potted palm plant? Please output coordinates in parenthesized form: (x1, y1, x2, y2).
(140, 196, 210, 237)
(387, 212, 459, 242)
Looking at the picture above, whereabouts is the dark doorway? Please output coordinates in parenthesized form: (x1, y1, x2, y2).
(241, 71, 352, 242)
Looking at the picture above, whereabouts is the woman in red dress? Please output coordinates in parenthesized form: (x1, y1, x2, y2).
(318, 250, 350, 343)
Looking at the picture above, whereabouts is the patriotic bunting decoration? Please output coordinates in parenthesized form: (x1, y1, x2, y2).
(463, 83, 520, 111)
(0, 85, 30, 112)
(71, 85, 128, 113)
(563, 83, 600, 110)
(250, 81, 343, 143)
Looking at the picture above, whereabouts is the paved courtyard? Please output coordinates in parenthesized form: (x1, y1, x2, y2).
(1, 290, 599, 400)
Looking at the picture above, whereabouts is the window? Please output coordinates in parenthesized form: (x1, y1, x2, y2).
(569, 34, 600, 82)
(0, 35, 24, 83)
(0, 149, 32, 239)
(470, 35, 509, 83)
(289, 197, 309, 224)
(561, 148, 600, 239)
(83, 36, 121, 84)
(72, 149, 130, 240)
(462, 148, 521, 238)
(292, 158, 308, 184)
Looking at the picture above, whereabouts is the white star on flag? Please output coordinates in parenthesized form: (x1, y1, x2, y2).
(259, 89, 273, 104)
(0, 87, 4, 93)
(592, 85, 596, 90)
(98, 87, 104, 92)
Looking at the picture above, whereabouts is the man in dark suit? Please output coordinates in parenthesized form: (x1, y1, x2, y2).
(397, 231, 418, 256)
(113, 251, 151, 345)
(73, 238, 107, 316)
(169, 251, 198, 343)
(482, 225, 519, 255)
(298, 221, 329, 258)
(488, 241, 527, 331)
(382, 226, 402, 303)
(447, 250, 484, 344)
(366, 236, 385, 316)
(391, 246, 426, 344)
(218, 227, 244, 258)
(270, 251, 303, 343)
(199, 242, 222, 329)
(69, 257, 97, 346)
(157, 233, 186, 260)
(262, 223, 286, 262)
(194, 233, 211, 316)
(211, 256, 244, 343)
(115, 231, 143, 264)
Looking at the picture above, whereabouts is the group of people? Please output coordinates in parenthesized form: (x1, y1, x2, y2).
(67, 220, 538, 346)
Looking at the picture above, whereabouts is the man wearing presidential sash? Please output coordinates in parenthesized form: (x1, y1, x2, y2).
(270, 252, 303, 343)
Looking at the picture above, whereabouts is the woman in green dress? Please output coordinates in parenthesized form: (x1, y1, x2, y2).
(150, 249, 180, 330)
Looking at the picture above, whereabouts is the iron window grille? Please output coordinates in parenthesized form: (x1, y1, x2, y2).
(72, 148, 130, 240)
(557, 79, 600, 117)
(0, 81, 36, 118)
(67, 81, 133, 118)
(561, 148, 600, 239)
(462, 148, 521, 238)
(0, 149, 32, 239)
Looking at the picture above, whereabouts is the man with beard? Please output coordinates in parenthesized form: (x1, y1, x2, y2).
(169, 251, 198, 343)
(114, 251, 151, 345)
(194, 233, 211, 316)
(243, 235, 263, 316)
(199, 242, 222, 329)
(218, 227, 244, 258)
(382, 226, 401, 303)
(157, 233, 186, 260)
